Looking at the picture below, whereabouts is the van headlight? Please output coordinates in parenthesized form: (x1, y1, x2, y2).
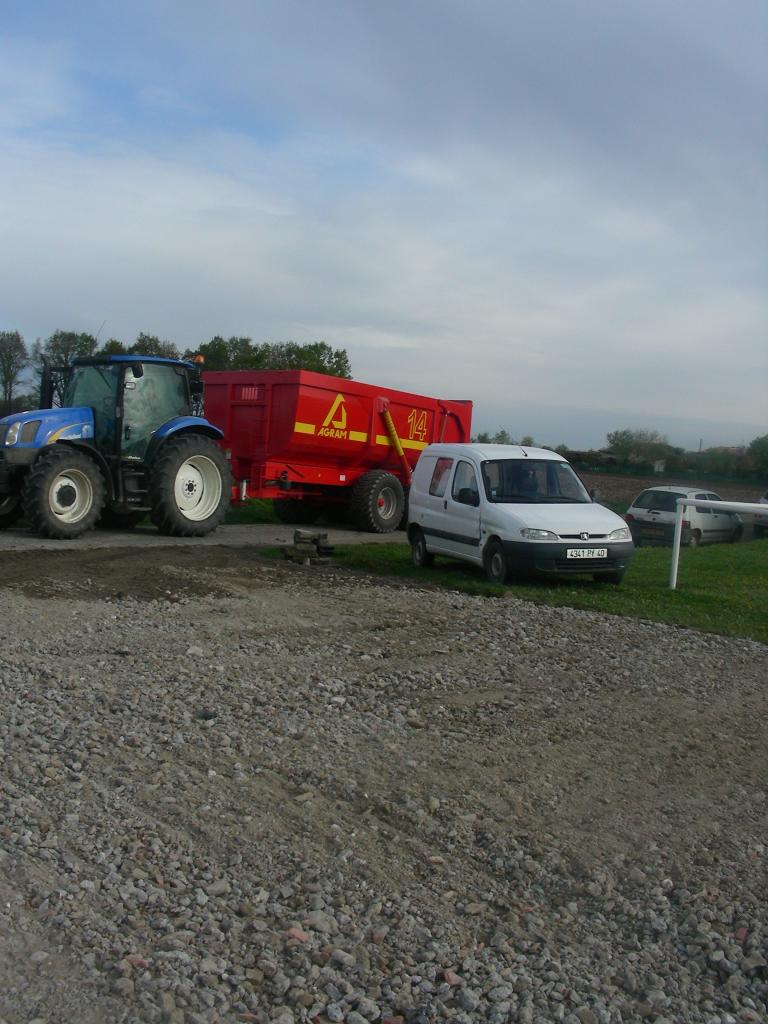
(5, 422, 21, 445)
(609, 527, 630, 541)
(520, 528, 558, 541)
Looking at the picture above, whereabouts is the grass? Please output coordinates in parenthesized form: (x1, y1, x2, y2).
(330, 539, 768, 645)
(224, 499, 279, 525)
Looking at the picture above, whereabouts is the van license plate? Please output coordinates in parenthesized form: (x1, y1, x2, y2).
(567, 548, 607, 559)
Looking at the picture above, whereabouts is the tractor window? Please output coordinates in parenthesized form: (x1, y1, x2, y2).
(64, 364, 120, 409)
(122, 364, 190, 460)
(63, 365, 121, 448)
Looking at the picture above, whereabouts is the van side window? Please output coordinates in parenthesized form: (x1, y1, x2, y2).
(452, 461, 479, 504)
(429, 457, 453, 497)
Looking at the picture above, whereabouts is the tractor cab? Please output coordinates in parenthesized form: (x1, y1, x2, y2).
(58, 356, 201, 461)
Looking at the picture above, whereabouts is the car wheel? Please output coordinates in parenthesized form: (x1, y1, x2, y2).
(410, 527, 434, 568)
(484, 539, 508, 584)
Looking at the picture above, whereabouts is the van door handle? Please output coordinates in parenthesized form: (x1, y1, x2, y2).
(443, 499, 448, 509)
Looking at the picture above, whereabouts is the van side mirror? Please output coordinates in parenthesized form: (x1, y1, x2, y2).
(131, 362, 144, 379)
(590, 488, 601, 503)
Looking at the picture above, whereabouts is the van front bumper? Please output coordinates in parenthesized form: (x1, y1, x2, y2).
(502, 539, 635, 577)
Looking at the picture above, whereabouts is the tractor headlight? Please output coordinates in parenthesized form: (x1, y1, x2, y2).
(5, 422, 21, 445)
(609, 526, 630, 541)
(520, 528, 558, 541)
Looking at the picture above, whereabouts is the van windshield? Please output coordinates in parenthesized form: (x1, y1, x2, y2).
(481, 459, 591, 504)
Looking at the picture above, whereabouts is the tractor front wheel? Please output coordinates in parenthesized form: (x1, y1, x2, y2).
(150, 435, 232, 536)
(22, 448, 106, 539)
(350, 470, 405, 533)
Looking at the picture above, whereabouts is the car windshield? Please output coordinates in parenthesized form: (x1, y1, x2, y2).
(632, 490, 686, 512)
(481, 459, 591, 503)
(63, 364, 120, 409)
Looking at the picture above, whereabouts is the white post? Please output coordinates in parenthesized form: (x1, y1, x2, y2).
(669, 498, 686, 590)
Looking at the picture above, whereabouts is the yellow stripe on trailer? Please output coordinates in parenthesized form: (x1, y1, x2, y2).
(375, 434, 427, 451)
(294, 421, 316, 435)
(348, 430, 368, 442)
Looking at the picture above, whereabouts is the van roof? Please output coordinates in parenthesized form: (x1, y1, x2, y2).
(421, 443, 565, 462)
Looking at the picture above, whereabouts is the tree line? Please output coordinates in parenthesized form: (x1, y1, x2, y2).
(474, 426, 768, 479)
(0, 329, 352, 415)
(2, 330, 766, 478)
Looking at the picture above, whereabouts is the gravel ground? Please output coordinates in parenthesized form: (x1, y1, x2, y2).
(0, 545, 766, 1024)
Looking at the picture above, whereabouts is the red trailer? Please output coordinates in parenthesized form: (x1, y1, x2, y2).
(203, 369, 472, 532)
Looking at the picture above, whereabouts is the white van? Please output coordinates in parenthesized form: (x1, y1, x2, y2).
(407, 443, 634, 584)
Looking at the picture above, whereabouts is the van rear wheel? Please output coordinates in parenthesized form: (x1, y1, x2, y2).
(410, 527, 434, 568)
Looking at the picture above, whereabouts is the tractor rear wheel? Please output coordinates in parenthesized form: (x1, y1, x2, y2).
(150, 435, 232, 536)
(350, 470, 405, 533)
(22, 447, 106, 539)
(0, 496, 22, 530)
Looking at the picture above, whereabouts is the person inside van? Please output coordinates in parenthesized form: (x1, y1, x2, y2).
(519, 468, 538, 496)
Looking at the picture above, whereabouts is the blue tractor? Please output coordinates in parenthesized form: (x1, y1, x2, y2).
(0, 355, 232, 539)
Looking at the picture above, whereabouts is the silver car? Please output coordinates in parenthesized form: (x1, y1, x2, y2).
(624, 485, 742, 546)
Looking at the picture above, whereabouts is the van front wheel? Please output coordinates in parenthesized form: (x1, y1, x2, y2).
(484, 539, 509, 584)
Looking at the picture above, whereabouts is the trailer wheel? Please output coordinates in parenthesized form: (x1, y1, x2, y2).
(0, 496, 22, 530)
(350, 470, 405, 533)
(150, 435, 232, 537)
(22, 447, 106, 539)
(272, 498, 321, 525)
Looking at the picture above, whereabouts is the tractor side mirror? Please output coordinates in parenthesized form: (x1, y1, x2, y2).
(131, 362, 144, 378)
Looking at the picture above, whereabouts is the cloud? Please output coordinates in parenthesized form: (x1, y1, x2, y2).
(0, 2, 765, 450)
(0, 37, 77, 128)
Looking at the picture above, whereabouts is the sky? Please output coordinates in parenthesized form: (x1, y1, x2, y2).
(1, 0, 766, 451)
